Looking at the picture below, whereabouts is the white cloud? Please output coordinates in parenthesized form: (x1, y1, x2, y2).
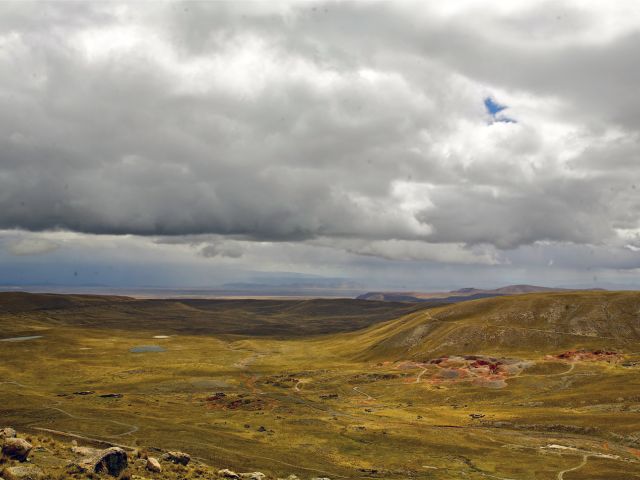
(0, 1, 639, 288)
(6, 238, 59, 256)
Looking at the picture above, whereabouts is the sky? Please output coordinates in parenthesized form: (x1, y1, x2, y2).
(1, 0, 640, 292)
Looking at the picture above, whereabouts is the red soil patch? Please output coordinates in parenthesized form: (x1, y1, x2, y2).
(395, 355, 532, 388)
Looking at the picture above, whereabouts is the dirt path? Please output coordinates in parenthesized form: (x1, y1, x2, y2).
(557, 454, 588, 480)
(0, 380, 30, 388)
(415, 367, 429, 383)
(353, 386, 375, 400)
(521, 362, 576, 378)
(35, 403, 139, 438)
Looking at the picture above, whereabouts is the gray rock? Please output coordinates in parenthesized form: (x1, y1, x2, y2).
(1, 465, 44, 480)
(161, 450, 190, 466)
(146, 456, 162, 473)
(0, 427, 17, 440)
(92, 446, 128, 477)
(218, 469, 241, 479)
(240, 473, 265, 480)
(2, 438, 33, 462)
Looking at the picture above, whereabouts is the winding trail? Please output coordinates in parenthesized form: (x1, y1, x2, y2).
(557, 454, 588, 480)
(0, 380, 30, 388)
(521, 362, 575, 378)
(41, 404, 140, 438)
(415, 367, 429, 383)
(353, 386, 375, 400)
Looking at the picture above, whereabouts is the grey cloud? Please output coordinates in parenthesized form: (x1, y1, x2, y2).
(0, 1, 638, 268)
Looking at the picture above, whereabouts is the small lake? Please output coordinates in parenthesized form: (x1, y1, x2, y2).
(130, 345, 166, 353)
(0, 335, 43, 342)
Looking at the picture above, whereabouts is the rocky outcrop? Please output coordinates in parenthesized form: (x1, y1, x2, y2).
(161, 450, 190, 466)
(146, 456, 162, 473)
(0, 427, 16, 440)
(0, 428, 317, 480)
(240, 473, 266, 480)
(1, 438, 32, 462)
(218, 469, 241, 479)
(84, 447, 128, 477)
(1, 464, 44, 480)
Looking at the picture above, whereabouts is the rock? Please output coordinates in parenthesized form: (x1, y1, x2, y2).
(2, 438, 33, 462)
(218, 469, 241, 479)
(240, 473, 265, 480)
(161, 451, 190, 466)
(92, 447, 128, 477)
(0, 427, 17, 440)
(71, 445, 99, 457)
(99, 393, 123, 398)
(1, 465, 44, 480)
(146, 457, 162, 473)
(277, 476, 300, 480)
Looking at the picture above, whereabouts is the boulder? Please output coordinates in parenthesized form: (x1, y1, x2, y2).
(146, 457, 162, 473)
(0, 427, 16, 440)
(161, 451, 190, 466)
(218, 469, 241, 479)
(240, 473, 265, 480)
(2, 438, 33, 462)
(92, 447, 128, 477)
(1, 465, 44, 480)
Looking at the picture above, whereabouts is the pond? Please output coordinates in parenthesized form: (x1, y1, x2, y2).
(130, 345, 166, 353)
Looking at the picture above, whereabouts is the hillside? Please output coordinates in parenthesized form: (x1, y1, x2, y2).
(2, 291, 640, 478)
(0, 292, 429, 337)
(335, 291, 640, 360)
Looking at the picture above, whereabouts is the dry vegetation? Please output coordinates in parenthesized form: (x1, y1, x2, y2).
(2, 291, 640, 479)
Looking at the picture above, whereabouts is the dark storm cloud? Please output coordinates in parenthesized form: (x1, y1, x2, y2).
(0, 1, 639, 265)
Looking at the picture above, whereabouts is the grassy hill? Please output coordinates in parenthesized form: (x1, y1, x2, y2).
(335, 291, 640, 360)
(2, 291, 640, 479)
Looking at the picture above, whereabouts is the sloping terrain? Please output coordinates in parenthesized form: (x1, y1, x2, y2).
(0, 292, 429, 337)
(2, 291, 640, 479)
(339, 291, 640, 360)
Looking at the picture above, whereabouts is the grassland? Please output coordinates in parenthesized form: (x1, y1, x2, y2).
(2, 291, 640, 479)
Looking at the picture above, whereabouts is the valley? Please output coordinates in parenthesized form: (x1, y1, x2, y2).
(2, 291, 640, 479)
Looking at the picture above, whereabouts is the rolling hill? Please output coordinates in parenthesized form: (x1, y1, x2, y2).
(334, 290, 640, 360)
(2, 290, 640, 479)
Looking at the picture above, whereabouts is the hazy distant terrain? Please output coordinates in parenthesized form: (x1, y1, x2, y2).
(357, 284, 604, 303)
(2, 291, 640, 479)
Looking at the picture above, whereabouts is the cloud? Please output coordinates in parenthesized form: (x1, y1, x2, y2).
(6, 238, 59, 256)
(0, 1, 638, 279)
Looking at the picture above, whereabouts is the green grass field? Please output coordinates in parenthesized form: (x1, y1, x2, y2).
(2, 291, 640, 479)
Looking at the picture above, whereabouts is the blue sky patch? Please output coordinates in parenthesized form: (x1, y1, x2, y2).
(484, 96, 516, 123)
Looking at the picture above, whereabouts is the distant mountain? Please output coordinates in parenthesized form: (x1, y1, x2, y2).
(356, 284, 604, 303)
